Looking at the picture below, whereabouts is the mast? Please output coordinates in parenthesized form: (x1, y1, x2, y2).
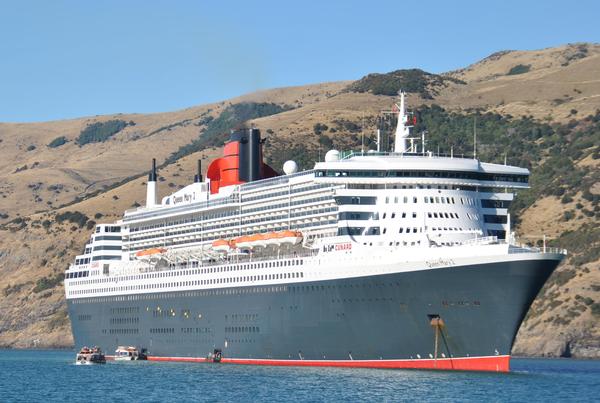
(473, 116, 477, 160)
(393, 91, 411, 153)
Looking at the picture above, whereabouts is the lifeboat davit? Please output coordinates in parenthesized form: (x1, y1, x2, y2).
(276, 230, 303, 245)
(211, 239, 231, 252)
(135, 248, 167, 257)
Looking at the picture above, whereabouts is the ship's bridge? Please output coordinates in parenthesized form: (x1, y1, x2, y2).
(313, 152, 529, 189)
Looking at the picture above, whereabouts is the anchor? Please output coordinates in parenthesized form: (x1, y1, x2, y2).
(428, 314, 451, 369)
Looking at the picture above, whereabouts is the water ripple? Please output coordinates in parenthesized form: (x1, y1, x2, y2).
(0, 350, 598, 402)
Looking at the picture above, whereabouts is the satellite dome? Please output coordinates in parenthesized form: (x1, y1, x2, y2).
(324, 149, 340, 162)
(283, 160, 298, 175)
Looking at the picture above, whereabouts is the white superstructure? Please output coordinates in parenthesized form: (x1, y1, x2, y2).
(65, 96, 563, 300)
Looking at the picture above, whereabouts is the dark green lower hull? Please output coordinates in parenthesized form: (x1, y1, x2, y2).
(68, 257, 560, 366)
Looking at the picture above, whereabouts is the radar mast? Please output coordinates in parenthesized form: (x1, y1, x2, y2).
(393, 91, 413, 153)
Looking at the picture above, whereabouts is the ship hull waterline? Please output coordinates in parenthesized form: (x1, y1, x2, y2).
(68, 255, 561, 373)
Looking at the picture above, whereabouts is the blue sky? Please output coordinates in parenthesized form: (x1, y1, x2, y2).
(0, 0, 598, 122)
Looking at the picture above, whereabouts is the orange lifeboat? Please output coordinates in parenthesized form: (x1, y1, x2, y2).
(250, 233, 267, 248)
(264, 232, 280, 247)
(211, 239, 231, 252)
(234, 235, 253, 249)
(276, 230, 303, 245)
(135, 248, 167, 257)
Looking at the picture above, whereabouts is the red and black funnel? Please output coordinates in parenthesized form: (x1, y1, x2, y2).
(206, 128, 278, 194)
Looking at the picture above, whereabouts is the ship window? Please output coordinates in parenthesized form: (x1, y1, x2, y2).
(402, 213, 406, 218)
(399, 228, 404, 233)
(412, 212, 417, 218)
(391, 213, 396, 218)
(481, 199, 512, 209)
(484, 214, 508, 224)
(487, 229, 507, 238)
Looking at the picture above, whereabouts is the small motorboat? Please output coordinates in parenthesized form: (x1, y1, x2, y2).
(207, 349, 222, 363)
(76, 346, 106, 365)
(114, 346, 148, 361)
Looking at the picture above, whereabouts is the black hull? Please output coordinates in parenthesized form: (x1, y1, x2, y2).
(68, 257, 560, 369)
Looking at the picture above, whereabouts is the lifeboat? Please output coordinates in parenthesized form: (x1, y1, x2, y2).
(250, 233, 267, 248)
(276, 230, 303, 245)
(263, 232, 280, 247)
(234, 235, 253, 249)
(211, 239, 231, 252)
(135, 248, 167, 257)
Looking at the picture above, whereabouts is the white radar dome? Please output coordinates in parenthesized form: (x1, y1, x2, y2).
(283, 160, 298, 175)
(324, 149, 340, 162)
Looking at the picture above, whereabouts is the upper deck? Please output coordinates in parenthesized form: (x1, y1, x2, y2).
(314, 152, 529, 188)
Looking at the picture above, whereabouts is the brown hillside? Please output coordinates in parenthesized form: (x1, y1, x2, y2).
(440, 43, 600, 119)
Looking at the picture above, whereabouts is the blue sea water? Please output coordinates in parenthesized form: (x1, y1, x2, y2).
(0, 350, 598, 402)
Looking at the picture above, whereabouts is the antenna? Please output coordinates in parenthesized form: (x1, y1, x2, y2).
(361, 112, 364, 152)
(361, 131, 364, 153)
(473, 116, 477, 160)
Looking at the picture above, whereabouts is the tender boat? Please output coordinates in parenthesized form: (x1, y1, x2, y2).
(114, 346, 148, 361)
(76, 346, 106, 365)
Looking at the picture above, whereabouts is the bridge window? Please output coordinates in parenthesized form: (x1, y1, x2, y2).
(481, 199, 512, 209)
(484, 215, 508, 224)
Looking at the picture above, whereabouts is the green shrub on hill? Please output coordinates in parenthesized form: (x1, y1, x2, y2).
(313, 123, 328, 135)
(346, 69, 465, 99)
(507, 64, 531, 75)
(47, 136, 68, 148)
(33, 272, 64, 293)
(55, 211, 89, 228)
(77, 120, 130, 145)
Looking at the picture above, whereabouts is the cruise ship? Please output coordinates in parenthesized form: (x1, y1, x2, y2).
(65, 93, 566, 372)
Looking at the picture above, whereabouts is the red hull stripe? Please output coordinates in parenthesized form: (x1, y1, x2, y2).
(146, 355, 510, 372)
